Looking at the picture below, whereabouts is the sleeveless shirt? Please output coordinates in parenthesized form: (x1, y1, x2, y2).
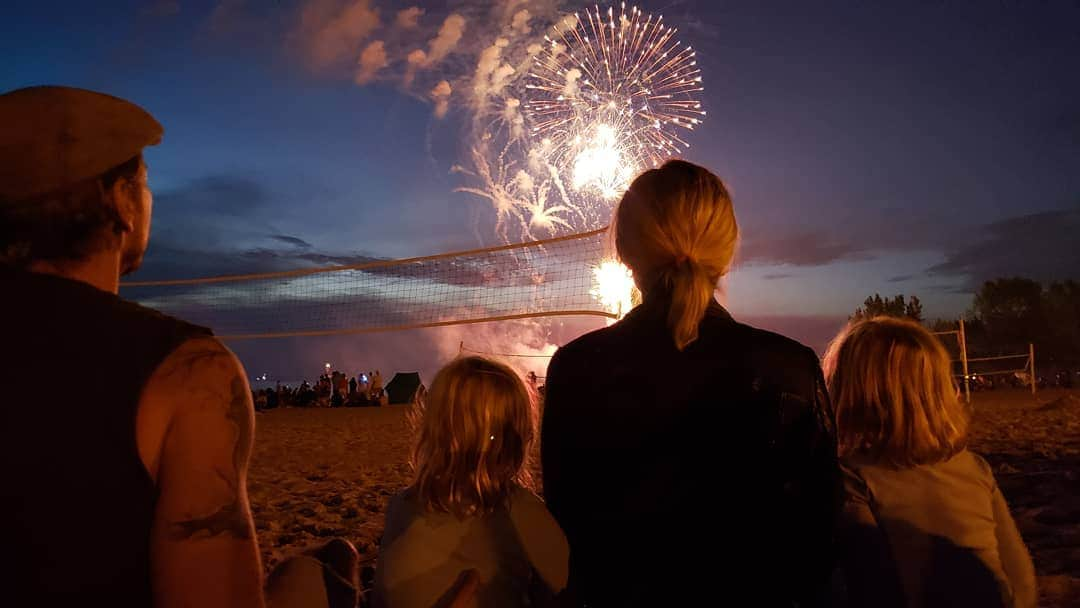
(0, 268, 211, 607)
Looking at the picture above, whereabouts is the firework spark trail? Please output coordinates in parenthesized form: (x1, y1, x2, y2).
(524, 3, 705, 204)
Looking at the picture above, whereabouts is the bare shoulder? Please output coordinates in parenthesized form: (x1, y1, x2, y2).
(147, 336, 257, 542)
(143, 336, 254, 434)
(148, 336, 246, 394)
(145, 335, 254, 459)
(137, 337, 252, 482)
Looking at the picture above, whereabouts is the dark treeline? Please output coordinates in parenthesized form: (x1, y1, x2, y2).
(854, 278, 1080, 368)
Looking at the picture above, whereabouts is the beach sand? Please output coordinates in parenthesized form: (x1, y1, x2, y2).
(249, 388, 1080, 606)
(967, 389, 1080, 606)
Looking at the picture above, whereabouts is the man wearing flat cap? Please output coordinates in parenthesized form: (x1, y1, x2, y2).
(0, 86, 264, 608)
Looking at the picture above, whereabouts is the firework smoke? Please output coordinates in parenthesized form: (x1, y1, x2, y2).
(395, 6, 423, 29)
(355, 40, 388, 84)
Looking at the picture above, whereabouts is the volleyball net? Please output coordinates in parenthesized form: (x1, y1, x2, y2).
(121, 228, 616, 340)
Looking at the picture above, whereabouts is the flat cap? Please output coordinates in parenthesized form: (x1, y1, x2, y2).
(0, 85, 162, 203)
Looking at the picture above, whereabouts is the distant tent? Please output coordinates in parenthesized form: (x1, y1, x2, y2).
(386, 372, 425, 405)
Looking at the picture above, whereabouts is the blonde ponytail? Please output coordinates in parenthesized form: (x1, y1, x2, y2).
(663, 260, 716, 349)
(615, 160, 738, 350)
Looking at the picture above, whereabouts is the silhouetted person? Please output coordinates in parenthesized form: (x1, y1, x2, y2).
(371, 369, 383, 397)
(334, 371, 348, 398)
(0, 86, 263, 607)
(542, 161, 838, 607)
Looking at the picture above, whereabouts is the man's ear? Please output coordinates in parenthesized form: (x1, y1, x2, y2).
(106, 177, 137, 234)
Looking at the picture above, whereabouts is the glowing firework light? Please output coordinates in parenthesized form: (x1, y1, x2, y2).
(525, 3, 705, 201)
(590, 259, 637, 318)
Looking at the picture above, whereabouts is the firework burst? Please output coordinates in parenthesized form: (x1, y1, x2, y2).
(590, 259, 637, 318)
(525, 3, 705, 201)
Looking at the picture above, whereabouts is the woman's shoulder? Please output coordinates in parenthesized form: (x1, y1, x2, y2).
(722, 318, 821, 370)
(702, 319, 825, 400)
(551, 324, 618, 361)
(553, 309, 818, 360)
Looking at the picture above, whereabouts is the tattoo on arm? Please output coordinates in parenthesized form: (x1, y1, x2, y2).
(169, 375, 253, 541)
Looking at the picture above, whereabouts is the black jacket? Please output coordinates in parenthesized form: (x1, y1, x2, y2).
(541, 295, 839, 607)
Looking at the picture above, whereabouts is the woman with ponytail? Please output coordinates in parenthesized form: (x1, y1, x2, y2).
(541, 160, 839, 607)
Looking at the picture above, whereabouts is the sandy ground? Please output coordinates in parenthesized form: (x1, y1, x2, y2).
(967, 389, 1080, 606)
(249, 389, 1080, 606)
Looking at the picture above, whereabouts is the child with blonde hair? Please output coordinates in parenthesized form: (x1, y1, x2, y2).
(824, 316, 1036, 608)
(373, 357, 568, 608)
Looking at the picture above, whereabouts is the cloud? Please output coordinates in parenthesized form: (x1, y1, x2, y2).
(270, 235, 314, 248)
(888, 274, 914, 283)
(925, 283, 975, 295)
(296, 0, 380, 70)
(761, 273, 793, 280)
(355, 40, 388, 84)
(155, 175, 269, 217)
(737, 314, 848, 355)
(430, 80, 452, 119)
(395, 6, 423, 29)
(139, 173, 537, 288)
(141, 175, 279, 279)
(735, 206, 962, 269)
(927, 205, 1080, 288)
(738, 230, 875, 267)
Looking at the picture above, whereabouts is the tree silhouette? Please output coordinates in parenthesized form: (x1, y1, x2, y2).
(851, 294, 923, 322)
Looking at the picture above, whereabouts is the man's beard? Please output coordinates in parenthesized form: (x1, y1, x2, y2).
(120, 246, 145, 276)
(119, 224, 148, 276)
(120, 248, 144, 274)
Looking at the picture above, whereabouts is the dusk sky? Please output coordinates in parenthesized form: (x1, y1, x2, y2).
(5, 0, 1078, 380)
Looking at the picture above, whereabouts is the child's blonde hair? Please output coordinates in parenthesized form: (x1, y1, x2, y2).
(411, 356, 535, 517)
(823, 316, 969, 467)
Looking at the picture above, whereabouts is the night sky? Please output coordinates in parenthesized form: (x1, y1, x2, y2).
(4, 0, 1078, 380)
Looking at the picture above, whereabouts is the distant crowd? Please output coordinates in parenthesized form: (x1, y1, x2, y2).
(254, 370, 387, 410)
(254, 369, 546, 411)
